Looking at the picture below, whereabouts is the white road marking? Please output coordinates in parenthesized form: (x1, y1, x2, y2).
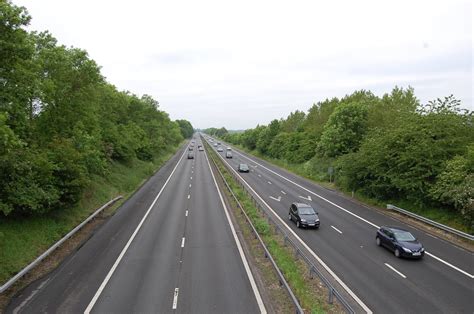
(331, 226, 343, 234)
(13, 278, 50, 314)
(233, 149, 474, 279)
(85, 147, 188, 314)
(269, 196, 281, 202)
(426, 252, 474, 278)
(190, 176, 192, 180)
(203, 150, 267, 313)
(299, 195, 312, 202)
(181, 237, 185, 248)
(187, 194, 190, 199)
(214, 150, 371, 313)
(258, 174, 261, 177)
(185, 210, 188, 217)
(267, 181, 272, 185)
(172, 288, 179, 309)
(189, 184, 192, 188)
(281, 190, 286, 195)
(385, 263, 407, 279)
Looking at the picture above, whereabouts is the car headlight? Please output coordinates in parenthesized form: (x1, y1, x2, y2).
(402, 247, 412, 253)
(315, 219, 320, 222)
(421, 247, 425, 252)
(300, 219, 306, 222)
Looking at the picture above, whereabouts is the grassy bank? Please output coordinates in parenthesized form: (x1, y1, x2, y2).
(0, 143, 183, 284)
(227, 143, 471, 234)
(206, 141, 340, 313)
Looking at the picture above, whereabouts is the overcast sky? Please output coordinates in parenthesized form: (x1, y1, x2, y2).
(15, 0, 473, 129)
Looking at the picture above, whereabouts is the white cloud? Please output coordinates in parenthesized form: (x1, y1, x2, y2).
(15, 0, 473, 129)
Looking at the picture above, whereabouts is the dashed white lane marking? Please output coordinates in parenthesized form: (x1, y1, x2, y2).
(331, 226, 343, 234)
(281, 190, 286, 195)
(239, 149, 474, 279)
(85, 147, 188, 314)
(385, 263, 407, 279)
(215, 149, 372, 313)
(181, 237, 185, 248)
(187, 194, 190, 199)
(172, 288, 179, 309)
(189, 184, 192, 188)
(267, 181, 272, 185)
(185, 210, 188, 217)
(190, 176, 192, 180)
(258, 174, 261, 177)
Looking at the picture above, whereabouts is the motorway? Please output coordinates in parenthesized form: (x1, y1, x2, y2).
(7, 138, 265, 313)
(206, 134, 474, 314)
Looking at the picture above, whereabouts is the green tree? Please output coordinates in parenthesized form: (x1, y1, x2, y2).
(318, 102, 369, 157)
(176, 119, 194, 139)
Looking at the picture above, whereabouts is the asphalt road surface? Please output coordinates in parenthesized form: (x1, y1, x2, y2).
(206, 134, 474, 314)
(8, 139, 264, 314)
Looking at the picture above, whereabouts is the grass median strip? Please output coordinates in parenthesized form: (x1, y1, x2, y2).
(206, 142, 342, 313)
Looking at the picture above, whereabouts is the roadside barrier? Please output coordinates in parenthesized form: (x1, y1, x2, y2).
(0, 196, 123, 294)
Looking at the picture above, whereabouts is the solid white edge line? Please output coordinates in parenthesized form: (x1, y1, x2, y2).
(181, 237, 185, 248)
(214, 148, 372, 314)
(204, 149, 267, 314)
(233, 149, 474, 279)
(425, 252, 474, 279)
(84, 147, 188, 314)
(384, 263, 407, 279)
(331, 226, 343, 234)
(172, 288, 179, 309)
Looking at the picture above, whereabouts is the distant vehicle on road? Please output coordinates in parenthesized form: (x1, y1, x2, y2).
(238, 163, 249, 172)
(226, 151, 232, 158)
(217, 147, 224, 152)
(226, 147, 232, 151)
(199, 146, 204, 151)
(217, 142, 221, 145)
(213, 143, 218, 147)
(188, 147, 193, 151)
(376, 226, 424, 259)
(187, 152, 194, 159)
(289, 203, 320, 229)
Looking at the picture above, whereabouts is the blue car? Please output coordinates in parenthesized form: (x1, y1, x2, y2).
(376, 226, 424, 259)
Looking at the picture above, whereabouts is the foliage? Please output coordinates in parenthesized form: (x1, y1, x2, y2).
(0, 1, 191, 216)
(176, 119, 194, 139)
(208, 86, 473, 227)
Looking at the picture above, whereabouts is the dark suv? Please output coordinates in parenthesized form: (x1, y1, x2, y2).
(289, 203, 320, 228)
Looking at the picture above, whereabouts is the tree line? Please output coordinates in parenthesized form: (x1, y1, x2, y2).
(205, 87, 473, 227)
(0, 1, 193, 216)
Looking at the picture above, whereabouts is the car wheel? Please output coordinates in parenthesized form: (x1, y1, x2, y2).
(296, 221, 300, 228)
(288, 214, 292, 221)
(394, 248, 401, 258)
(376, 237, 381, 246)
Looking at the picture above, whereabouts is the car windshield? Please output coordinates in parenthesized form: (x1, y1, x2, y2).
(240, 164, 248, 170)
(394, 231, 416, 241)
(298, 206, 315, 215)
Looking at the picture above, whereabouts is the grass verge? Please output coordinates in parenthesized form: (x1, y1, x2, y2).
(0, 143, 183, 285)
(205, 140, 343, 313)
